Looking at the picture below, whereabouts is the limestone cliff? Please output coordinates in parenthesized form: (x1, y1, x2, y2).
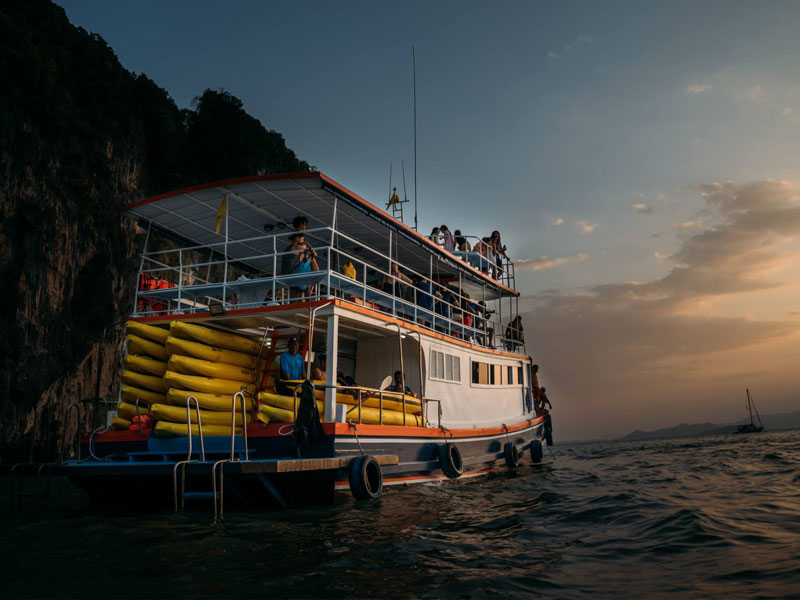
(0, 1, 310, 461)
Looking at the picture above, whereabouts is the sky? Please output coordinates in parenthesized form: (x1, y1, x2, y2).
(59, 0, 800, 439)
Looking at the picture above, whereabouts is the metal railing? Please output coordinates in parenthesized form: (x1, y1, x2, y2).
(132, 226, 526, 355)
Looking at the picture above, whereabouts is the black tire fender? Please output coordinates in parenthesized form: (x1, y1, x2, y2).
(504, 442, 520, 468)
(348, 455, 383, 500)
(530, 439, 543, 463)
(438, 443, 463, 478)
(545, 414, 554, 447)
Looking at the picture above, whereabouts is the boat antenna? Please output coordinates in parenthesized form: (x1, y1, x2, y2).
(401, 160, 408, 205)
(389, 163, 393, 202)
(413, 45, 418, 232)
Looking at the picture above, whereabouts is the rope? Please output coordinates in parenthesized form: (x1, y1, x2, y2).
(348, 421, 365, 456)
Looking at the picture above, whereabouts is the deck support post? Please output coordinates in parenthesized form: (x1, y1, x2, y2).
(325, 313, 339, 421)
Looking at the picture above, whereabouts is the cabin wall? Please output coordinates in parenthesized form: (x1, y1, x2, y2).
(421, 338, 531, 429)
(355, 337, 422, 395)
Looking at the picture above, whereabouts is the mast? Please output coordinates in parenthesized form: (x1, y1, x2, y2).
(413, 45, 418, 232)
(746, 388, 754, 425)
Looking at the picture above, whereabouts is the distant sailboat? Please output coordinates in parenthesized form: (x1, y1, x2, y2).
(735, 388, 764, 434)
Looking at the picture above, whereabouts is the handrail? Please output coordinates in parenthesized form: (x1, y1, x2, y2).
(229, 391, 249, 461)
(184, 396, 206, 462)
(131, 224, 527, 354)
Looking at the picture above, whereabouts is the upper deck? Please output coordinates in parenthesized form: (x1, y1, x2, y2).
(121, 172, 526, 355)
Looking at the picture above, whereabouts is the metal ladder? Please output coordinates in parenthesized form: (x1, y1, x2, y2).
(172, 397, 210, 510)
(11, 405, 52, 512)
(211, 391, 250, 520)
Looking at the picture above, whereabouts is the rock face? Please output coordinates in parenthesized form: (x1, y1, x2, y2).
(0, 1, 310, 461)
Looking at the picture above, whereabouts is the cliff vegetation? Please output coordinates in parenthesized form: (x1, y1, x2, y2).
(0, 0, 311, 461)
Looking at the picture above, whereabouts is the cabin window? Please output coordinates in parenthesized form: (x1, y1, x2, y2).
(471, 360, 523, 386)
(431, 350, 461, 382)
(472, 361, 490, 384)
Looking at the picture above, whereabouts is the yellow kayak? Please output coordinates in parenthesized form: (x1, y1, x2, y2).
(125, 321, 170, 344)
(165, 336, 259, 369)
(345, 405, 424, 427)
(120, 384, 164, 406)
(117, 401, 150, 421)
(111, 416, 131, 430)
(167, 354, 256, 384)
(280, 382, 422, 414)
(166, 388, 255, 412)
(258, 392, 325, 414)
(151, 403, 251, 426)
(127, 335, 168, 361)
(170, 321, 263, 355)
(164, 370, 256, 396)
(154, 421, 243, 438)
(257, 403, 324, 424)
(121, 369, 168, 393)
(124, 354, 167, 377)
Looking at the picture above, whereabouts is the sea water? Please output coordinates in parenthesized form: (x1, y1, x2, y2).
(2, 430, 798, 598)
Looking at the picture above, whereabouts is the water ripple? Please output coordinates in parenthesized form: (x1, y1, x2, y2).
(2, 430, 799, 598)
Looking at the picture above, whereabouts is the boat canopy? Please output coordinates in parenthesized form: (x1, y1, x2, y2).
(120, 172, 518, 301)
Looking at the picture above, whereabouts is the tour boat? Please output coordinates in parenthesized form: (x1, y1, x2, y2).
(58, 172, 551, 511)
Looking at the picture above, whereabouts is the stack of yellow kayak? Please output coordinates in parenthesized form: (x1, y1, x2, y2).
(155, 320, 264, 436)
(115, 321, 170, 429)
(257, 386, 425, 427)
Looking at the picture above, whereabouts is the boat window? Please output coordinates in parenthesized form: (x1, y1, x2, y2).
(431, 349, 461, 382)
(471, 360, 522, 386)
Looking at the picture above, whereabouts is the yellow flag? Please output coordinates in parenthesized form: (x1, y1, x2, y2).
(386, 192, 399, 210)
(215, 194, 227, 234)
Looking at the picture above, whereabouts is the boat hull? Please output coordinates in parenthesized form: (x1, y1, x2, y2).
(62, 417, 546, 508)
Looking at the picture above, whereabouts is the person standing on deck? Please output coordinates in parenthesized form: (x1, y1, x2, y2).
(415, 276, 443, 326)
(531, 363, 541, 410)
(277, 337, 305, 395)
(440, 225, 455, 251)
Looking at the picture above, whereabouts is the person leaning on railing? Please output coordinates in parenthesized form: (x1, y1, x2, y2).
(454, 230, 471, 251)
(491, 230, 508, 280)
(415, 276, 442, 326)
(505, 315, 524, 351)
(381, 262, 412, 298)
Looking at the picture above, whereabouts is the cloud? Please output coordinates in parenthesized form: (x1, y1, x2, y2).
(630, 202, 653, 214)
(551, 217, 565, 226)
(575, 220, 599, 233)
(687, 83, 712, 94)
(547, 34, 592, 59)
(745, 84, 763, 101)
(525, 180, 800, 440)
(673, 220, 700, 230)
(517, 253, 588, 271)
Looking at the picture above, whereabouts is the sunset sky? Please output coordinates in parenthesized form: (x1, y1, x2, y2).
(60, 0, 800, 439)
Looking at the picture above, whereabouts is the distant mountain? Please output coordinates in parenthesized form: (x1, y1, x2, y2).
(617, 409, 800, 441)
(620, 422, 720, 441)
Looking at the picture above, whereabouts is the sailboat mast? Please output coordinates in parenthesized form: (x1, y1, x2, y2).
(746, 388, 754, 425)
